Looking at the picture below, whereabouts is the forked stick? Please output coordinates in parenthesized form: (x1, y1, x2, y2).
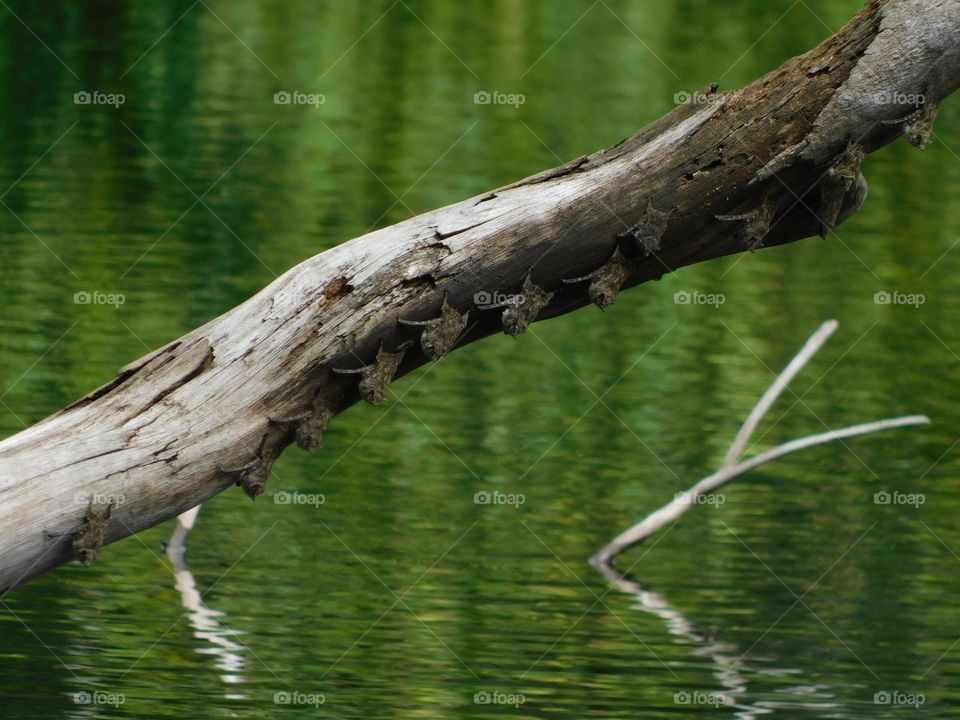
(591, 321, 930, 568)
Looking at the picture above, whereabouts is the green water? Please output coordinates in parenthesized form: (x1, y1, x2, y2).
(1, 1, 959, 717)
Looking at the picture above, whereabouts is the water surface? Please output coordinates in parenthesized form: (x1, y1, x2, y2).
(1, 1, 960, 717)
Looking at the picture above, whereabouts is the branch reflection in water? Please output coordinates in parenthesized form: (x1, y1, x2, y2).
(166, 506, 247, 698)
(591, 321, 929, 715)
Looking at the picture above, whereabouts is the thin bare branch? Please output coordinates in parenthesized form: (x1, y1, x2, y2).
(592, 318, 930, 568)
(722, 320, 837, 468)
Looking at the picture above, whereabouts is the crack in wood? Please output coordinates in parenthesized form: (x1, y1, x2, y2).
(132, 340, 215, 420)
(507, 155, 591, 189)
(62, 342, 183, 413)
(318, 276, 354, 308)
(432, 220, 490, 241)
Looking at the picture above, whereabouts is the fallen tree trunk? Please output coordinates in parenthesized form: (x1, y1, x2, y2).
(1, 0, 957, 593)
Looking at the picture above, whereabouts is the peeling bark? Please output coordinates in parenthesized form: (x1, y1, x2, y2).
(0, 0, 957, 592)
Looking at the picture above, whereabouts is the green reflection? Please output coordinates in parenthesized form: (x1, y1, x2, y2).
(1, 1, 959, 718)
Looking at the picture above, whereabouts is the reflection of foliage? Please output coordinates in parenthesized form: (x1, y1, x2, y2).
(1, 0, 959, 716)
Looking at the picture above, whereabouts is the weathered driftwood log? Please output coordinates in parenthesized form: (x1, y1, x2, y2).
(0, 0, 957, 593)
